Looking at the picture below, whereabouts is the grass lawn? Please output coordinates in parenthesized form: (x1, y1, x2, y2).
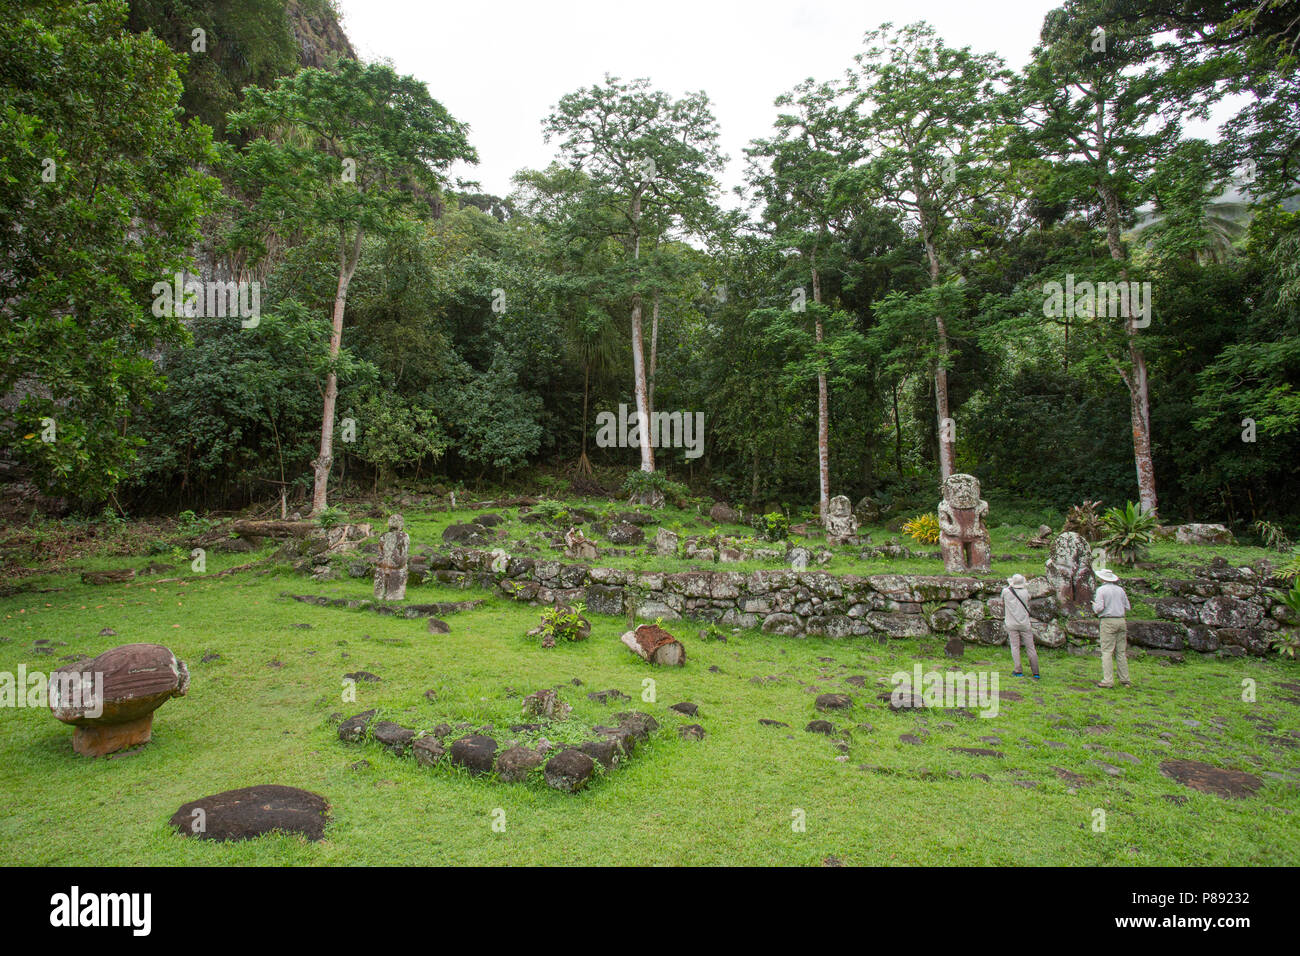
(1, 506, 1297, 866)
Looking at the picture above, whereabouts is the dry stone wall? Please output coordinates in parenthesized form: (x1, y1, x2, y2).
(419, 549, 1293, 658)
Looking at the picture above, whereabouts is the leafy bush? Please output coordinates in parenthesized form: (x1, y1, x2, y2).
(533, 602, 589, 648)
(1255, 520, 1292, 552)
(1064, 500, 1105, 541)
(1100, 501, 1158, 566)
(1276, 547, 1300, 582)
(1274, 582, 1300, 658)
(176, 509, 213, 537)
(752, 511, 790, 542)
(902, 512, 941, 544)
(621, 469, 689, 507)
(532, 499, 571, 525)
(317, 506, 348, 530)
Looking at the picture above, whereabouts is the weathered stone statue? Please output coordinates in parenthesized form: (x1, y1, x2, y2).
(937, 474, 991, 574)
(824, 494, 859, 545)
(1045, 530, 1094, 610)
(563, 526, 598, 562)
(373, 513, 410, 600)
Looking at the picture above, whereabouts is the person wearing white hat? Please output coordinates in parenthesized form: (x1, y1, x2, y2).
(1092, 567, 1132, 688)
(1000, 573, 1039, 679)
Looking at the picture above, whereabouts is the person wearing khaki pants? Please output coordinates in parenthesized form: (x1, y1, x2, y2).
(1092, 568, 1131, 688)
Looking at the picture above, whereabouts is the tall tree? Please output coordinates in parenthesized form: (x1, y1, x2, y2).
(845, 21, 1010, 481)
(0, 0, 218, 503)
(747, 78, 859, 517)
(1012, 3, 1180, 513)
(229, 58, 476, 514)
(541, 76, 724, 487)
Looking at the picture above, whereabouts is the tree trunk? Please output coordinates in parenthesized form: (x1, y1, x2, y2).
(812, 260, 830, 519)
(311, 229, 363, 515)
(629, 190, 654, 473)
(577, 361, 592, 475)
(922, 234, 955, 481)
(648, 293, 660, 413)
(1098, 178, 1158, 515)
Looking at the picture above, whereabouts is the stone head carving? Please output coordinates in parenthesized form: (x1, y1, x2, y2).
(942, 474, 981, 510)
(387, 513, 405, 532)
(827, 495, 852, 517)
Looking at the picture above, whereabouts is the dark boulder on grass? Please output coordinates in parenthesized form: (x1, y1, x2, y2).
(338, 710, 377, 743)
(496, 744, 544, 782)
(612, 711, 659, 741)
(545, 748, 595, 793)
(412, 736, 445, 767)
(678, 724, 706, 741)
(806, 720, 835, 735)
(373, 721, 415, 755)
(442, 523, 489, 546)
(450, 734, 498, 775)
(669, 701, 699, 716)
(577, 738, 621, 769)
(815, 693, 853, 712)
(607, 521, 645, 545)
(170, 785, 330, 842)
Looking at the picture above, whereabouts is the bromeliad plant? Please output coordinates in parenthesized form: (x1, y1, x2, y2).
(902, 513, 941, 544)
(1064, 500, 1105, 542)
(1100, 501, 1158, 566)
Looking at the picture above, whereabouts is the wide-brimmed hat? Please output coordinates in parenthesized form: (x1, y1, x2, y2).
(1007, 573, 1027, 587)
(1095, 568, 1119, 582)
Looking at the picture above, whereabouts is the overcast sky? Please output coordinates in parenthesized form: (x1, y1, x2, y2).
(334, 0, 1236, 203)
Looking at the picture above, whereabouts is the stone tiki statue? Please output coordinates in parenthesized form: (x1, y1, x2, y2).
(1045, 530, 1094, 610)
(937, 474, 991, 574)
(373, 513, 410, 601)
(824, 494, 859, 545)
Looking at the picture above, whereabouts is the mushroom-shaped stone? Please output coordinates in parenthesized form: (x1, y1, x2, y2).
(49, 643, 189, 757)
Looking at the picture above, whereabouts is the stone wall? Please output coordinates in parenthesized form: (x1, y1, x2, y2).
(417, 549, 1294, 658)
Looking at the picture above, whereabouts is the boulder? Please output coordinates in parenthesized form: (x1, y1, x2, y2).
(710, 502, 743, 524)
(412, 736, 445, 767)
(496, 744, 544, 782)
(449, 734, 498, 775)
(441, 523, 490, 546)
(80, 569, 136, 586)
(815, 693, 853, 712)
(1175, 524, 1235, 546)
(170, 785, 330, 842)
(544, 748, 595, 793)
(372, 721, 415, 755)
(521, 687, 572, 720)
(48, 643, 189, 757)
(607, 521, 645, 545)
(338, 709, 377, 743)
(654, 528, 680, 557)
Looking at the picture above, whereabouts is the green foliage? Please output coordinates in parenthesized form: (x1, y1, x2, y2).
(533, 602, 588, 648)
(620, 470, 689, 507)
(0, 0, 219, 503)
(1100, 502, 1159, 566)
(1065, 501, 1106, 543)
(350, 396, 448, 488)
(1255, 520, 1293, 552)
(902, 513, 941, 545)
(316, 506, 348, 529)
(752, 512, 791, 543)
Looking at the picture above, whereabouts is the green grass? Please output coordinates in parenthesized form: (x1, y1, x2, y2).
(1, 525, 1298, 867)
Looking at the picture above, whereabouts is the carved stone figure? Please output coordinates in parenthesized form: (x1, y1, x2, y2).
(1045, 530, 1094, 610)
(823, 494, 859, 545)
(373, 513, 410, 600)
(937, 474, 991, 574)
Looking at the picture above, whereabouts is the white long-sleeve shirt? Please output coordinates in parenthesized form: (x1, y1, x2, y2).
(1092, 583, 1131, 618)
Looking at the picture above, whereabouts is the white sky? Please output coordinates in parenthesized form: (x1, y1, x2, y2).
(334, 0, 1238, 204)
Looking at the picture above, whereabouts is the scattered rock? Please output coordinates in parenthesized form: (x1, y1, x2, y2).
(679, 724, 706, 741)
(670, 701, 698, 716)
(815, 693, 853, 712)
(496, 744, 544, 782)
(544, 748, 595, 793)
(1159, 759, 1263, 799)
(449, 734, 498, 775)
(170, 785, 329, 842)
(412, 737, 445, 767)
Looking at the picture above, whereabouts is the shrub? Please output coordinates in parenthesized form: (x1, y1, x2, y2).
(621, 469, 689, 507)
(1255, 519, 1292, 552)
(317, 506, 348, 530)
(902, 513, 941, 544)
(751, 511, 790, 542)
(1064, 500, 1105, 541)
(1276, 547, 1300, 582)
(533, 602, 589, 648)
(1100, 501, 1158, 566)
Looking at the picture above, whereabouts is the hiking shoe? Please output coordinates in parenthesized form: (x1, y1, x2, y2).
(1031, 674, 1041, 680)
(1096, 681, 1114, 689)
(1012, 671, 1023, 677)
